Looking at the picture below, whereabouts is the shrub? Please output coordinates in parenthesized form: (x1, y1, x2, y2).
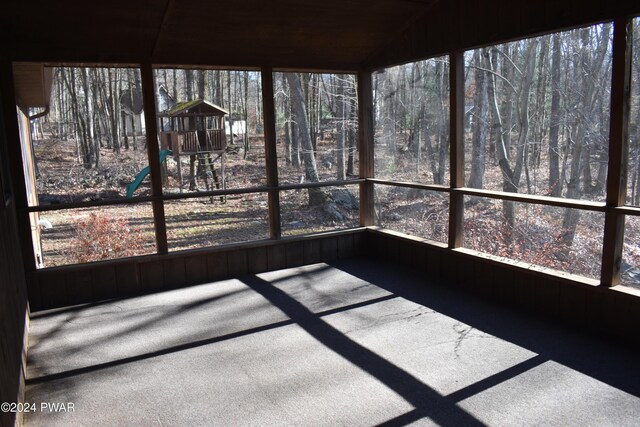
(70, 213, 146, 263)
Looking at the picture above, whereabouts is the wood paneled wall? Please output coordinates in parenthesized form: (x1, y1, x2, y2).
(0, 200, 29, 427)
(365, 229, 640, 342)
(28, 225, 640, 344)
(0, 82, 29, 427)
(27, 230, 364, 312)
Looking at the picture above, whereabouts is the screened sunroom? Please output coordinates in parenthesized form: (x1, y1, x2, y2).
(1, 1, 639, 426)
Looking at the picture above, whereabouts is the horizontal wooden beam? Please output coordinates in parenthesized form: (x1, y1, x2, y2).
(28, 178, 620, 218)
(25, 181, 364, 213)
(369, 181, 608, 212)
(25, 197, 158, 213)
(368, 178, 449, 193)
(276, 180, 363, 191)
(455, 187, 606, 212)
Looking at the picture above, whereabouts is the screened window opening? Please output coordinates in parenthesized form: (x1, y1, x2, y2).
(152, 68, 266, 197)
(463, 196, 604, 279)
(165, 193, 269, 251)
(464, 24, 613, 202)
(373, 57, 450, 186)
(274, 72, 359, 185)
(374, 184, 448, 244)
(25, 66, 148, 205)
(36, 203, 156, 267)
(626, 17, 640, 206)
(280, 185, 360, 236)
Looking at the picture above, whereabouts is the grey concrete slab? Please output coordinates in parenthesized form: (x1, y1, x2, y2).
(25, 259, 640, 426)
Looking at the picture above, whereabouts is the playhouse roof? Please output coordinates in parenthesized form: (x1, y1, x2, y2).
(157, 99, 228, 118)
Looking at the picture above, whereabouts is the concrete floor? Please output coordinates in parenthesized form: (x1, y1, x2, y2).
(25, 258, 640, 426)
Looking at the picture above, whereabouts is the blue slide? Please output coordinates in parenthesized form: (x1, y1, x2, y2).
(126, 149, 172, 198)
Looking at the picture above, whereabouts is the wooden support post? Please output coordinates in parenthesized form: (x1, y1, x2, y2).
(175, 137, 183, 193)
(601, 17, 632, 287)
(358, 71, 375, 226)
(449, 52, 465, 249)
(0, 61, 37, 271)
(261, 67, 281, 239)
(141, 63, 168, 254)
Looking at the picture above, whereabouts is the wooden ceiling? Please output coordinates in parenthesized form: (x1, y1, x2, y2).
(1, 0, 638, 72)
(0, 0, 438, 71)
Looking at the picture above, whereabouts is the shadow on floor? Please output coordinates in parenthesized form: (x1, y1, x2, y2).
(325, 258, 640, 398)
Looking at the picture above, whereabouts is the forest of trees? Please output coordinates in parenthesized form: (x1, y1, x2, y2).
(374, 56, 450, 186)
(372, 21, 640, 279)
(274, 73, 358, 212)
(44, 67, 143, 168)
(44, 68, 261, 169)
(275, 73, 358, 181)
(466, 23, 614, 261)
(35, 68, 358, 197)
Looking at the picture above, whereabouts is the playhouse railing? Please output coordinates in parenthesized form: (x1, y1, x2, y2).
(206, 129, 226, 151)
(162, 129, 226, 154)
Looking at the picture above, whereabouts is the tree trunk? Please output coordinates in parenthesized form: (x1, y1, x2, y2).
(122, 114, 129, 150)
(336, 77, 346, 180)
(285, 73, 324, 205)
(434, 59, 448, 185)
(215, 71, 223, 105)
(501, 45, 514, 155)
(80, 68, 98, 168)
(196, 70, 205, 99)
(548, 33, 562, 196)
(227, 71, 234, 146)
(62, 68, 90, 168)
(189, 154, 197, 190)
(305, 73, 317, 151)
(172, 69, 178, 104)
(531, 35, 549, 169)
(512, 39, 538, 189)
(468, 49, 489, 188)
(284, 116, 292, 165)
(107, 68, 121, 153)
(346, 75, 357, 176)
(559, 24, 612, 253)
(130, 69, 140, 150)
(243, 71, 250, 159)
(382, 72, 397, 166)
(185, 69, 193, 100)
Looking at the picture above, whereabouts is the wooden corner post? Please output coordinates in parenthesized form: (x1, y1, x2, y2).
(261, 67, 281, 239)
(358, 70, 375, 226)
(449, 52, 465, 249)
(140, 63, 168, 254)
(601, 17, 632, 287)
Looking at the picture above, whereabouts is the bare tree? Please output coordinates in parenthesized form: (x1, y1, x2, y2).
(285, 73, 325, 205)
(559, 24, 612, 252)
(468, 49, 489, 189)
(548, 33, 562, 197)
